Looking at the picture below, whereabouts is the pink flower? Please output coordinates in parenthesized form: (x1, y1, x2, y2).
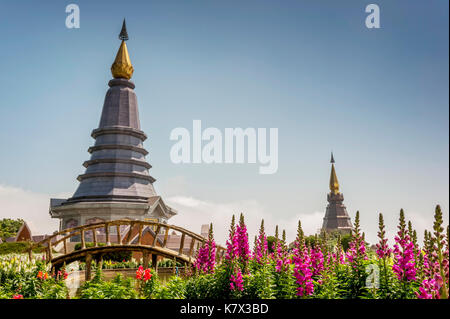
(253, 222, 268, 264)
(393, 234, 416, 282)
(416, 278, 440, 299)
(293, 247, 314, 297)
(236, 222, 250, 271)
(194, 225, 217, 274)
(310, 247, 324, 277)
(194, 240, 216, 274)
(230, 269, 244, 292)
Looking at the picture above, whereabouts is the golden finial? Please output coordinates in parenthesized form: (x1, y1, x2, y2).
(329, 152, 339, 194)
(111, 19, 134, 79)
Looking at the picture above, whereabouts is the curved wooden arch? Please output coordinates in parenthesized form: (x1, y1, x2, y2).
(29, 219, 225, 280)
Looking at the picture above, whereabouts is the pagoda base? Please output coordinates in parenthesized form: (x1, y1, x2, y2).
(50, 200, 151, 233)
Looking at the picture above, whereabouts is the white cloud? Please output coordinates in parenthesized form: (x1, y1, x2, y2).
(0, 184, 67, 236)
(167, 195, 324, 246)
(2, 183, 445, 248)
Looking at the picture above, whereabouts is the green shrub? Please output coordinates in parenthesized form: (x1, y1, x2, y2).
(74, 242, 132, 262)
(185, 273, 218, 299)
(0, 258, 68, 299)
(0, 242, 45, 255)
(0, 218, 24, 241)
(79, 273, 138, 299)
(154, 276, 186, 299)
(157, 258, 183, 268)
(266, 236, 276, 254)
(242, 263, 275, 299)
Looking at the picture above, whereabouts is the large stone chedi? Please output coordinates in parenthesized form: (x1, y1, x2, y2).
(321, 153, 352, 233)
(50, 21, 176, 231)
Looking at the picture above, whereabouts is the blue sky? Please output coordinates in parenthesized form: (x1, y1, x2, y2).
(0, 0, 448, 243)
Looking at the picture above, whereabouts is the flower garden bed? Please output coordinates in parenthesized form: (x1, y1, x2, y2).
(0, 206, 448, 299)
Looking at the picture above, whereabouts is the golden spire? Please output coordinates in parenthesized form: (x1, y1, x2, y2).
(111, 19, 134, 79)
(329, 152, 339, 194)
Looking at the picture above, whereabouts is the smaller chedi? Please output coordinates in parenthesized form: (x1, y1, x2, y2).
(321, 153, 352, 233)
(50, 20, 176, 233)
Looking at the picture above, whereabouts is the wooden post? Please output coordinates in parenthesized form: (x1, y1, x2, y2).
(63, 236, 67, 254)
(85, 253, 92, 281)
(137, 224, 143, 245)
(48, 241, 53, 261)
(143, 251, 150, 269)
(116, 225, 121, 244)
(81, 230, 86, 249)
(152, 254, 158, 272)
(188, 238, 195, 263)
(163, 227, 169, 247)
(125, 223, 133, 244)
(179, 233, 185, 256)
(28, 247, 32, 261)
(152, 225, 160, 247)
(105, 224, 111, 246)
(97, 254, 103, 271)
(173, 257, 176, 275)
(45, 245, 49, 263)
(93, 229, 97, 247)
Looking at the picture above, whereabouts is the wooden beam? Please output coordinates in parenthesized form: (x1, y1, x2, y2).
(85, 253, 92, 281)
(125, 223, 134, 244)
(152, 254, 158, 272)
(179, 233, 185, 256)
(63, 235, 67, 254)
(143, 251, 150, 269)
(93, 229, 97, 247)
(48, 242, 53, 261)
(97, 254, 103, 271)
(116, 225, 121, 244)
(137, 224, 143, 245)
(173, 257, 176, 274)
(188, 238, 195, 262)
(163, 227, 169, 247)
(105, 224, 111, 246)
(81, 230, 85, 249)
(152, 225, 161, 247)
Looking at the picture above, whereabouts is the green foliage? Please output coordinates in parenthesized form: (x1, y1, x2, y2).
(272, 263, 296, 299)
(157, 258, 183, 268)
(266, 236, 276, 254)
(0, 242, 45, 255)
(243, 263, 275, 299)
(313, 268, 343, 299)
(154, 276, 186, 299)
(79, 273, 138, 299)
(137, 268, 159, 298)
(185, 273, 218, 299)
(74, 242, 132, 262)
(339, 234, 352, 251)
(0, 257, 68, 299)
(0, 218, 24, 241)
(304, 235, 318, 248)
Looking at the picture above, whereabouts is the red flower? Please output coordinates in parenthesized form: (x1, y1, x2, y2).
(136, 266, 144, 280)
(37, 271, 49, 280)
(143, 269, 152, 281)
(12, 294, 23, 299)
(37, 271, 43, 279)
(136, 266, 152, 281)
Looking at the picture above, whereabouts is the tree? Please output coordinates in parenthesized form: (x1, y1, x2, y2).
(0, 218, 24, 241)
(266, 236, 276, 254)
